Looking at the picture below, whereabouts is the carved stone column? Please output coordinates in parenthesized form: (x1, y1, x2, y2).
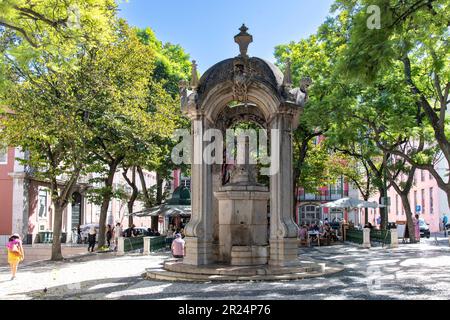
(183, 110, 214, 265)
(269, 107, 300, 266)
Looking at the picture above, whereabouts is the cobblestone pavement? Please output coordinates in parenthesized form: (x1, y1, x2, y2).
(1, 236, 449, 300)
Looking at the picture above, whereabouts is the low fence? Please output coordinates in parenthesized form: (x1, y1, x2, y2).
(37, 232, 67, 244)
(345, 228, 391, 245)
(370, 229, 391, 244)
(345, 229, 363, 244)
(121, 236, 168, 253)
(124, 236, 144, 252)
(148, 236, 167, 252)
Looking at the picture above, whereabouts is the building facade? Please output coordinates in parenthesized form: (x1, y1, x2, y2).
(0, 146, 159, 245)
(295, 177, 361, 226)
(367, 158, 450, 233)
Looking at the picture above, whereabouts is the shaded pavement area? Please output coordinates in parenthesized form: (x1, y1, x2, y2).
(1, 237, 449, 300)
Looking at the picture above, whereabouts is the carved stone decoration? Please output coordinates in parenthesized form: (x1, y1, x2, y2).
(287, 77, 312, 107)
(179, 79, 189, 108)
(179, 79, 198, 113)
(232, 58, 253, 103)
(234, 24, 253, 57)
(282, 58, 292, 89)
(179, 59, 201, 114)
(190, 60, 199, 89)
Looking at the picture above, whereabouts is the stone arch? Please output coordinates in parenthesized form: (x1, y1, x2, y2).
(215, 104, 267, 132)
(201, 83, 281, 124)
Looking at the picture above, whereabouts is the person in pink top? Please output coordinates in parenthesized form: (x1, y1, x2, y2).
(298, 225, 308, 240)
(171, 233, 185, 258)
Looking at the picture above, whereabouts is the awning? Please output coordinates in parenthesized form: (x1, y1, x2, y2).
(126, 204, 191, 217)
(320, 197, 384, 209)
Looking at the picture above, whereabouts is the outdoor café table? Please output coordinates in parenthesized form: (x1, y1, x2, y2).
(308, 231, 320, 246)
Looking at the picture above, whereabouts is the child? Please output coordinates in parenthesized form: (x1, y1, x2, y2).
(6, 234, 24, 280)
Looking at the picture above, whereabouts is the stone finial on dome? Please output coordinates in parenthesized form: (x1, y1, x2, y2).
(190, 60, 199, 89)
(234, 24, 253, 57)
(282, 57, 292, 88)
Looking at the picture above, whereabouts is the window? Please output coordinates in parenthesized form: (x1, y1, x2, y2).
(429, 172, 433, 180)
(421, 189, 425, 215)
(38, 190, 48, 218)
(329, 209, 344, 222)
(181, 179, 191, 188)
(0, 145, 7, 164)
(421, 170, 425, 182)
(430, 188, 434, 214)
(299, 205, 321, 225)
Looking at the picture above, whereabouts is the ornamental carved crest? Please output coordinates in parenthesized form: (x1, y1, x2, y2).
(232, 59, 253, 103)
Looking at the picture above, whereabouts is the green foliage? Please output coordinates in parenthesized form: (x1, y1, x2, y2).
(299, 142, 340, 193)
(0, 0, 117, 51)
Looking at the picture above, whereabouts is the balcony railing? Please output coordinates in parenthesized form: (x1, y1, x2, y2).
(298, 190, 349, 201)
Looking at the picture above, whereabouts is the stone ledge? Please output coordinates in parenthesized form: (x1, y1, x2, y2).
(144, 259, 344, 282)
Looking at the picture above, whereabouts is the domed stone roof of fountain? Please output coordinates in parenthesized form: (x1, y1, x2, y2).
(196, 57, 285, 100)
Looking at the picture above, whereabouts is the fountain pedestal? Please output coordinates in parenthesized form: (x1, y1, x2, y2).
(214, 183, 270, 265)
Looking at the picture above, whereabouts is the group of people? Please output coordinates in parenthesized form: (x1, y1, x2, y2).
(85, 223, 123, 252)
(147, 228, 161, 236)
(3, 226, 186, 282)
(298, 220, 337, 245)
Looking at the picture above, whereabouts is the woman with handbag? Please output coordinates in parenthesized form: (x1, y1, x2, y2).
(6, 233, 24, 280)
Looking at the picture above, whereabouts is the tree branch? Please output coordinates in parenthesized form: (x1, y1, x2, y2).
(0, 19, 38, 47)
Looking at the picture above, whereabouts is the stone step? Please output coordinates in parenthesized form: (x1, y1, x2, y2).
(164, 261, 320, 276)
(145, 269, 327, 282)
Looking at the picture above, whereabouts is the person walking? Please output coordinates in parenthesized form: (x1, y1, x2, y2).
(87, 226, 97, 252)
(106, 225, 112, 248)
(114, 222, 122, 251)
(413, 214, 421, 243)
(6, 234, 24, 280)
(77, 225, 82, 244)
(443, 214, 449, 236)
(171, 233, 185, 259)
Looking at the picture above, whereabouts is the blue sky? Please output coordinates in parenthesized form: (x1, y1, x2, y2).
(118, 0, 334, 72)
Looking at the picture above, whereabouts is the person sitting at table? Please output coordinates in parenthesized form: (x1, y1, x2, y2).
(298, 225, 308, 240)
(298, 225, 309, 247)
(320, 223, 332, 245)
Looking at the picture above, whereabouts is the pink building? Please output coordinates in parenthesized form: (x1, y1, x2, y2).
(0, 145, 160, 245)
(366, 159, 449, 233)
(296, 177, 361, 225)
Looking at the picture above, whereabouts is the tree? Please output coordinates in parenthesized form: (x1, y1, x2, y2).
(0, 32, 96, 260)
(80, 22, 178, 248)
(0, 0, 116, 49)
(133, 27, 191, 211)
(327, 152, 379, 224)
(334, 0, 450, 206)
(275, 14, 356, 218)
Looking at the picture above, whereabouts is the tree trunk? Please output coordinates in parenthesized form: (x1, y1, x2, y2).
(51, 204, 64, 261)
(400, 194, 417, 243)
(123, 167, 138, 227)
(137, 166, 151, 207)
(156, 171, 164, 205)
(98, 158, 122, 248)
(127, 201, 134, 227)
(377, 186, 387, 229)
